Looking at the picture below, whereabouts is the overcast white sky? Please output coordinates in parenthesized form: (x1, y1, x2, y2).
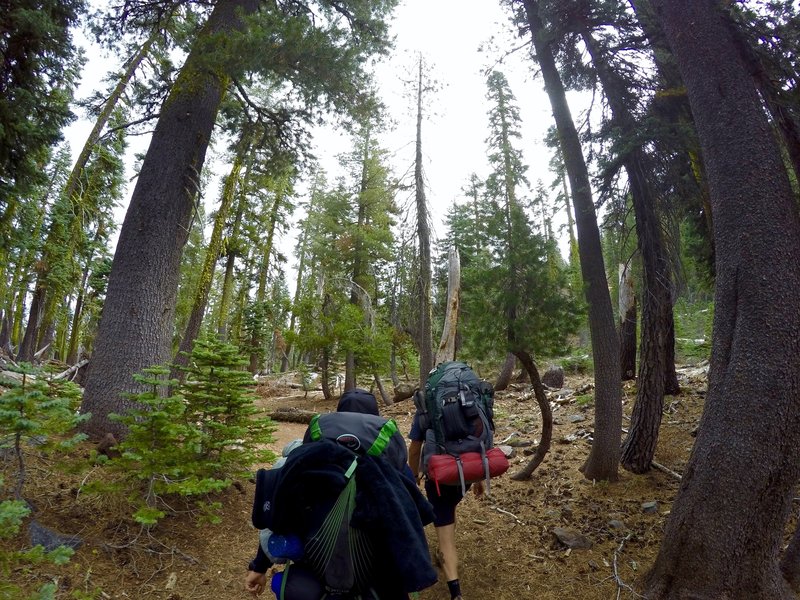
(328, 0, 559, 239)
(65, 0, 573, 269)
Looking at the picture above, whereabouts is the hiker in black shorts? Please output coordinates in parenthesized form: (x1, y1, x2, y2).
(408, 413, 482, 600)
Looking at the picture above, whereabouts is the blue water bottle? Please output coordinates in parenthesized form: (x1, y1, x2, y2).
(270, 571, 284, 597)
(270, 564, 324, 600)
(267, 533, 304, 561)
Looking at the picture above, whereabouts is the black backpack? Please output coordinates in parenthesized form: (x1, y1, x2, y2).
(414, 361, 504, 493)
(253, 416, 436, 599)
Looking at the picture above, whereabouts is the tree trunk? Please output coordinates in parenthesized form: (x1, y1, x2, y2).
(0, 311, 10, 354)
(281, 179, 318, 372)
(15, 166, 67, 363)
(581, 30, 675, 475)
(248, 178, 288, 375)
(644, 2, 800, 598)
(522, 0, 622, 482)
(494, 352, 515, 391)
(80, 0, 259, 439)
(66, 252, 93, 365)
(509, 350, 552, 480)
(727, 19, 800, 183)
(346, 131, 370, 391)
(216, 157, 251, 342)
(63, 29, 158, 208)
(16, 286, 44, 363)
(618, 262, 637, 380)
(415, 56, 433, 389)
(663, 315, 680, 395)
(318, 290, 334, 402)
(631, 0, 716, 273)
(434, 246, 460, 364)
(67, 223, 107, 365)
(372, 373, 391, 406)
(173, 135, 248, 378)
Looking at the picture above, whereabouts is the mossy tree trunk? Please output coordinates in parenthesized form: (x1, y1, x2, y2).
(172, 134, 249, 379)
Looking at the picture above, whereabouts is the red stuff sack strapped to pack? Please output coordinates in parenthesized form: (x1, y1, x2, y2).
(426, 448, 509, 495)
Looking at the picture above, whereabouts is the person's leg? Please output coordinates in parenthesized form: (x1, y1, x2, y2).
(435, 522, 459, 581)
(424, 481, 466, 599)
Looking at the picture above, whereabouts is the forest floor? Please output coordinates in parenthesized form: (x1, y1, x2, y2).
(5, 360, 777, 600)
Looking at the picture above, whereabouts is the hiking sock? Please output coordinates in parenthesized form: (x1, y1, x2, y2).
(447, 579, 462, 599)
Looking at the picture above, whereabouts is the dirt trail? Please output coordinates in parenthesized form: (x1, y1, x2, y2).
(8, 374, 719, 600)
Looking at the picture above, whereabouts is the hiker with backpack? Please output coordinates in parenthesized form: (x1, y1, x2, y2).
(408, 362, 509, 600)
(245, 388, 437, 599)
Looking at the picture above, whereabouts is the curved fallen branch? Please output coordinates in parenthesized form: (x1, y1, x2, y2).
(510, 350, 552, 481)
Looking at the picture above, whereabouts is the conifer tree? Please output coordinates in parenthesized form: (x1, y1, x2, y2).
(281, 171, 326, 371)
(81, 0, 398, 437)
(0, 0, 83, 237)
(18, 110, 126, 364)
(512, 0, 623, 481)
(178, 338, 274, 477)
(644, 1, 800, 596)
(294, 133, 396, 395)
(0, 148, 70, 355)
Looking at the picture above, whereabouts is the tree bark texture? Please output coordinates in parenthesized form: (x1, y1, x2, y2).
(80, 0, 260, 439)
(522, 0, 622, 481)
(644, 2, 800, 598)
(728, 18, 800, 184)
(618, 262, 637, 381)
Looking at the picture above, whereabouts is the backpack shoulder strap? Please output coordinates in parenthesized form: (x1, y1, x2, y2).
(308, 413, 323, 441)
(365, 418, 399, 457)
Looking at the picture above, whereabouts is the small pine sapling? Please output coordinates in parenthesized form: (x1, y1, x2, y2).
(108, 366, 227, 526)
(0, 363, 83, 599)
(0, 363, 87, 500)
(177, 337, 275, 479)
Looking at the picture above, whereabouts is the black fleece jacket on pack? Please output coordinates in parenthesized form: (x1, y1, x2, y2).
(250, 440, 437, 595)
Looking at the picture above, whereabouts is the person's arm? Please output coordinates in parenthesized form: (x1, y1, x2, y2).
(244, 570, 267, 597)
(245, 542, 271, 596)
(248, 541, 271, 573)
(408, 412, 425, 482)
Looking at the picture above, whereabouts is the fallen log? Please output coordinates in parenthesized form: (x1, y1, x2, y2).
(54, 359, 88, 381)
(268, 407, 317, 424)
